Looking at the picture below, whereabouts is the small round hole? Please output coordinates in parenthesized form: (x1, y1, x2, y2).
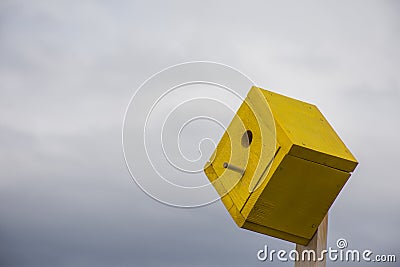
(241, 130, 253, 148)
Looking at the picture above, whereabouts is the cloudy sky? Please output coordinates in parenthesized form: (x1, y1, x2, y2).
(1, 1, 399, 266)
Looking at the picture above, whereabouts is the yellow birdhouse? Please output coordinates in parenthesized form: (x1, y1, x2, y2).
(204, 86, 358, 245)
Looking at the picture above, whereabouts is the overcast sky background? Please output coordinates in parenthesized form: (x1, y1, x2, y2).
(1, 1, 399, 266)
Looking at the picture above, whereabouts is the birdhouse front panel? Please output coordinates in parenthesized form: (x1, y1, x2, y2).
(204, 86, 358, 245)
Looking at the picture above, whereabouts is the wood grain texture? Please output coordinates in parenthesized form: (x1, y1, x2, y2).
(247, 155, 348, 241)
(260, 88, 358, 172)
(295, 214, 328, 267)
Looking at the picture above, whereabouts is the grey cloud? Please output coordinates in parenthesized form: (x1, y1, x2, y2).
(0, 0, 399, 266)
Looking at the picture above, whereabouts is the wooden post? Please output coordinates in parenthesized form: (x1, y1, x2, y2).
(295, 214, 328, 267)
